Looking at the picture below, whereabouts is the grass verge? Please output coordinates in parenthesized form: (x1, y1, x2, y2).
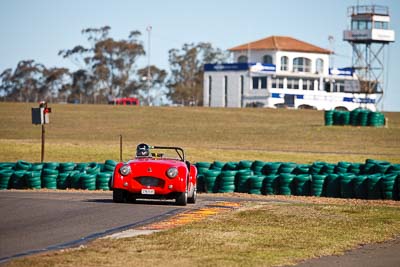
(0, 103, 399, 163)
(5, 197, 400, 267)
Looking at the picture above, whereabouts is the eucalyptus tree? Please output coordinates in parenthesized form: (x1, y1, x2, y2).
(167, 42, 227, 106)
(59, 26, 147, 102)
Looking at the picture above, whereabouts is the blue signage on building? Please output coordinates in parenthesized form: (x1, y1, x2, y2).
(204, 63, 276, 72)
(204, 63, 250, 72)
(329, 67, 354, 76)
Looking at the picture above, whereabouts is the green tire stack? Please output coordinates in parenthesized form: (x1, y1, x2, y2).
(279, 163, 296, 174)
(248, 175, 264, 195)
(75, 163, 88, 172)
(69, 171, 81, 189)
(103, 160, 117, 173)
(15, 160, 32, 171)
(340, 173, 355, 198)
(358, 109, 370, 126)
(336, 162, 351, 174)
(218, 171, 236, 193)
(262, 162, 281, 175)
(59, 162, 75, 173)
(322, 163, 336, 174)
(251, 161, 265, 175)
(10, 170, 27, 189)
(353, 175, 368, 199)
(30, 163, 43, 172)
(196, 162, 211, 176)
(311, 162, 325, 175)
(367, 174, 382, 199)
(333, 110, 350, 125)
(311, 174, 326, 197)
(368, 112, 385, 127)
(210, 161, 224, 171)
(349, 163, 361, 175)
(81, 173, 96, 190)
(294, 164, 310, 175)
(96, 172, 112, 190)
(294, 174, 311, 196)
(262, 174, 279, 195)
(238, 160, 253, 170)
(86, 162, 101, 176)
(43, 162, 59, 170)
(235, 169, 252, 193)
(350, 109, 361, 126)
(196, 174, 205, 192)
(25, 171, 42, 189)
(204, 169, 220, 193)
(325, 174, 341, 198)
(0, 170, 13, 190)
(41, 168, 58, 189)
(324, 110, 334, 126)
(381, 174, 397, 200)
(58, 162, 76, 189)
(279, 173, 295, 195)
(375, 161, 391, 174)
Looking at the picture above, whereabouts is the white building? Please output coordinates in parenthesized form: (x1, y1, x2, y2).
(203, 36, 377, 111)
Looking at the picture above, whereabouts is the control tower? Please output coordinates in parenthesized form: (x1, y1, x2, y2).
(343, 5, 395, 108)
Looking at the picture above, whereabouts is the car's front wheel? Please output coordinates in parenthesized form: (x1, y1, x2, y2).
(113, 189, 125, 203)
(176, 192, 187, 206)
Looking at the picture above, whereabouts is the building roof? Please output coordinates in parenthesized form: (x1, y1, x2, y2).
(229, 36, 332, 54)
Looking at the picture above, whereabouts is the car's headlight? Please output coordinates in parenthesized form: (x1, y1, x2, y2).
(119, 164, 131, 176)
(166, 167, 178, 178)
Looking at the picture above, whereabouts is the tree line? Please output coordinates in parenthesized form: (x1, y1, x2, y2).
(0, 26, 227, 106)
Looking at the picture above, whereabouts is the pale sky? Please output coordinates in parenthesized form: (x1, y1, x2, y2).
(0, 0, 399, 110)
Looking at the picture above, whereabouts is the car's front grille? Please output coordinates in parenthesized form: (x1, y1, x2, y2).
(136, 176, 165, 187)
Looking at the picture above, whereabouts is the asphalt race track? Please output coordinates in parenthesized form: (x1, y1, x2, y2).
(0, 190, 207, 263)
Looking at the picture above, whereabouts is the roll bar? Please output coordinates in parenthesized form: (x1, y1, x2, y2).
(150, 146, 185, 162)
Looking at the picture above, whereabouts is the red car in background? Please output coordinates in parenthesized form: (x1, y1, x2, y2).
(108, 97, 139, 106)
(111, 144, 197, 206)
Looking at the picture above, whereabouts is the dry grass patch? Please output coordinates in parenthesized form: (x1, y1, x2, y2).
(0, 103, 399, 163)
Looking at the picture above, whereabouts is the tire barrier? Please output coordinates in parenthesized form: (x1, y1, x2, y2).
(324, 109, 386, 127)
(0, 160, 117, 191)
(1, 159, 399, 201)
(194, 159, 400, 200)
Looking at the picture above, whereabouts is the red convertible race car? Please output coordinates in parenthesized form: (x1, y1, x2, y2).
(111, 144, 197, 206)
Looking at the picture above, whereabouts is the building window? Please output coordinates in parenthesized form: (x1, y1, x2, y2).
(316, 58, 324, 74)
(208, 76, 212, 106)
(302, 80, 314, 90)
(281, 56, 289, 71)
(224, 76, 228, 107)
(324, 82, 332, 92)
(272, 78, 283, 89)
(374, 21, 389, 29)
(252, 77, 267, 89)
(252, 77, 259, 90)
(278, 78, 284, 89)
(238, 55, 248, 63)
(261, 77, 267, 89)
(337, 81, 345, 92)
(262, 55, 273, 64)
(287, 78, 299, 90)
(293, 57, 311, 72)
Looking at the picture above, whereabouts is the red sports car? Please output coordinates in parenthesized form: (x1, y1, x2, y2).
(111, 144, 197, 206)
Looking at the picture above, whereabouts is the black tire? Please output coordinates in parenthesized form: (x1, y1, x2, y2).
(188, 187, 197, 204)
(176, 192, 188, 206)
(113, 189, 125, 203)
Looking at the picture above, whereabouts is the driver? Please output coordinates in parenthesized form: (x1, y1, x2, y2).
(136, 143, 150, 157)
